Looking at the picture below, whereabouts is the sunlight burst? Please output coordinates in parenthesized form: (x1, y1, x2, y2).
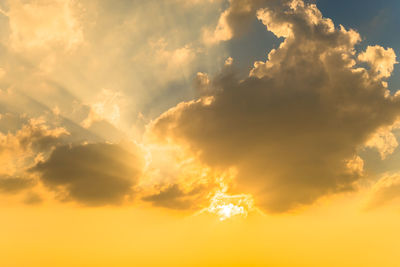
(207, 191, 254, 221)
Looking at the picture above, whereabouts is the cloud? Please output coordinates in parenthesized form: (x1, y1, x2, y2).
(203, 8, 233, 44)
(0, 113, 28, 133)
(14, 117, 69, 152)
(358, 45, 398, 79)
(150, 39, 196, 75)
(365, 120, 400, 159)
(148, 0, 400, 212)
(79, 89, 128, 142)
(142, 184, 206, 210)
(203, 0, 268, 44)
(31, 142, 144, 206)
(0, 116, 68, 150)
(0, 117, 69, 176)
(0, 176, 35, 194)
(5, 0, 83, 51)
(0, 0, 227, 145)
(206, 191, 255, 221)
(139, 143, 229, 211)
(81, 89, 123, 129)
(367, 173, 400, 209)
(176, 0, 221, 7)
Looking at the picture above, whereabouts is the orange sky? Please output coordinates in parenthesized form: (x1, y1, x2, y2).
(1, 0, 400, 266)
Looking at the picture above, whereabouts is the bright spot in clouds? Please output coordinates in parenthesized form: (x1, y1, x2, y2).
(206, 191, 254, 221)
(1, 0, 400, 265)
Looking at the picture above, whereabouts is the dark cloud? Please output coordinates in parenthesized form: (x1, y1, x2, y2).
(0, 116, 69, 153)
(32, 142, 143, 206)
(0, 176, 35, 194)
(208, 0, 273, 42)
(223, 0, 266, 38)
(0, 117, 69, 179)
(149, 0, 400, 212)
(142, 184, 209, 210)
(17, 120, 69, 152)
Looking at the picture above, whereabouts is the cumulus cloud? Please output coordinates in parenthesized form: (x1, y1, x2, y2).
(358, 45, 398, 79)
(149, 0, 400, 212)
(203, 0, 268, 44)
(138, 143, 230, 211)
(31, 142, 144, 206)
(0, 117, 68, 150)
(0, 117, 69, 176)
(365, 120, 400, 159)
(15, 117, 69, 152)
(194, 72, 212, 96)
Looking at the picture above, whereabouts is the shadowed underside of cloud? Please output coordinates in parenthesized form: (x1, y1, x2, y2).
(0, 176, 35, 194)
(0, 116, 70, 179)
(32, 143, 143, 206)
(0, 116, 69, 151)
(142, 183, 211, 210)
(149, 0, 400, 212)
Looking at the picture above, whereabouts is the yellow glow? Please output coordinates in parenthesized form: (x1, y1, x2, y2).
(207, 191, 255, 221)
(1, 0, 400, 266)
(2, 192, 400, 266)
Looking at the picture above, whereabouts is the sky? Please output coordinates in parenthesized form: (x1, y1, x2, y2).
(1, 0, 400, 266)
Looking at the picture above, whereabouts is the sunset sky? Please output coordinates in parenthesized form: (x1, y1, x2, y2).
(1, 0, 400, 266)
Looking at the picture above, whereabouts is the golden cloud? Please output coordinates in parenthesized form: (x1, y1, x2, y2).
(31, 142, 144, 206)
(148, 0, 400, 212)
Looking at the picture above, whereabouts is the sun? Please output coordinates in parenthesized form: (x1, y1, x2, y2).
(207, 191, 254, 221)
